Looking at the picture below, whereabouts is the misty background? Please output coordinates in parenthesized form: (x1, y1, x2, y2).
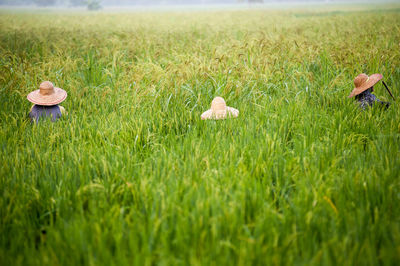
(0, 0, 392, 7)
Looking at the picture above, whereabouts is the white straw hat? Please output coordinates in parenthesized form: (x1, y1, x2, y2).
(27, 81, 67, 106)
(201, 97, 239, 120)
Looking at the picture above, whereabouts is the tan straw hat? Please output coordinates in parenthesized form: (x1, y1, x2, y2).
(348, 73, 383, 98)
(27, 81, 67, 106)
(201, 97, 239, 120)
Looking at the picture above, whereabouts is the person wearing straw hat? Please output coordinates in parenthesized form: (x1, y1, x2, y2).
(348, 73, 390, 110)
(27, 81, 67, 122)
(201, 97, 239, 120)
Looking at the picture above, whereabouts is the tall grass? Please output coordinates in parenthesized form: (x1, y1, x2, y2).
(0, 4, 400, 265)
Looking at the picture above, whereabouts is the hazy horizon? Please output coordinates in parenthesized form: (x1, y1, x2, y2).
(0, 0, 396, 7)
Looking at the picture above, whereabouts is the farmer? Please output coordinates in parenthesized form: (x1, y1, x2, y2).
(27, 81, 67, 122)
(348, 73, 390, 110)
(201, 97, 239, 120)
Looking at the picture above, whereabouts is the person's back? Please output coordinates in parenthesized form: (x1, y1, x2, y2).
(349, 73, 390, 110)
(354, 87, 390, 110)
(29, 104, 66, 122)
(27, 81, 67, 123)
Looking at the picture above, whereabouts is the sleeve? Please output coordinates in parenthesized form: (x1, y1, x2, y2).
(374, 95, 382, 103)
(201, 110, 213, 120)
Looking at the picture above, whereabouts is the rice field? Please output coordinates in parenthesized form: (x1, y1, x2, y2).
(1, 3, 400, 265)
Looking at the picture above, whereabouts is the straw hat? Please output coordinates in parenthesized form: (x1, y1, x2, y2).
(27, 81, 67, 106)
(348, 73, 383, 98)
(201, 97, 239, 120)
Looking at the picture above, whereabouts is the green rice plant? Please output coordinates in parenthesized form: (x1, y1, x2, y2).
(0, 3, 400, 266)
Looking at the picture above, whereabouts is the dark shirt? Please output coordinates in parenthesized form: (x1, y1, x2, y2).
(29, 104, 63, 122)
(355, 88, 389, 110)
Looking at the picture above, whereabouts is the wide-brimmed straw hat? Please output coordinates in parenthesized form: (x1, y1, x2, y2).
(348, 73, 383, 98)
(27, 81, 67, 106)
(201, 97, 239, 120)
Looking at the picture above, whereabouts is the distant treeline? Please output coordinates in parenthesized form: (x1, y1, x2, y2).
(0, 0, 382, 6)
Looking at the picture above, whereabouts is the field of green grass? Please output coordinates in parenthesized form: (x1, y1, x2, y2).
(1, 4, 400, 265)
